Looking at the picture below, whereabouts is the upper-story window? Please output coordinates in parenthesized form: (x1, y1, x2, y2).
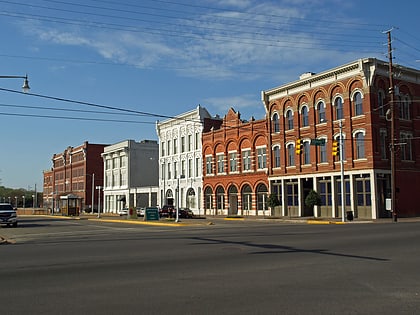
(303, 141, 310, 165)
(399, 94, 411, 120)
(301, 106, 309, 127)
(242, 149, 251, 171)
(257, 147, 267, 169)
(217, 154, 225, 174)
(378, 90, 385, 116)
(106, 159, 112, 170)
(161, 141, 165, 156)
(273, 146, 280, 168)
(334, 96, 344, 120)
(272, 113, 280, 133)
(380, 129, 387, 159)
(181, 136, 185, 153)
(287, 143, 295, 166)
(355, 131, 365, 159)
(167, 140, 171, 155)
(319, 140, 327, 163)
(229, 152, 238, 172)
(317, 101, 326, 123)
(188, 134, 193, 151)
(353, 91, 363, 116)
(173, 139, 177, 154)
(400, 132, 413, 161)
(205, 156, 212, 175)
(286, 109, 294, 130)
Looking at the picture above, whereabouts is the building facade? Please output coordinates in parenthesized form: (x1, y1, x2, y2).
(43, 142, 107, 215)
(156, 105, 222, 215)
(202, 108, 270, 216)
(262, 58, 420, 219)
(102, 139, 158, 214)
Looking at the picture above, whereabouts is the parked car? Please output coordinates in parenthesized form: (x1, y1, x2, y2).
(178, 208, 194, 218)
(136, 207, 145, 216)
(159, 205, 175, 218)
(0, 203, 18, 227)
(118, 208, 129, 216)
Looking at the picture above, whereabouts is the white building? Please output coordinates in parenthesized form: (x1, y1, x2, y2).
(102, 139, 158, 214)
(156, 105, 221, 215)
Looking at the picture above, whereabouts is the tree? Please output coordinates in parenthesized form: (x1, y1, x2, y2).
(267, 193, 280, 209)
(305, 190, 321, 210)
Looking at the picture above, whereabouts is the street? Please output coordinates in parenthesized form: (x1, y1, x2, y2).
(1, 216, 419, 314)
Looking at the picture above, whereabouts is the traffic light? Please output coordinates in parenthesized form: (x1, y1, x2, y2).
(296, 139, 302, 154)
(332, 140, 339, 157)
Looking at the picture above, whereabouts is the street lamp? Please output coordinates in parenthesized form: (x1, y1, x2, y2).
(0, 75, 30, 92)
(338, 120, 346, 222)
(96, 186, 103, 218)
(22, 196, 25, 209)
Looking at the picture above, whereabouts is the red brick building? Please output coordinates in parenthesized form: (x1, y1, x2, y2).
(43, 142, 107, 215)
(202, 108, 269, 216)
(262, 58, 420, 219)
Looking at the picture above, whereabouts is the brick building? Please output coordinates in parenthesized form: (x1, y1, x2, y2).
(202, 108, 270, 216)
(43, 142, 107, 215)
(262, 58, 420, 219)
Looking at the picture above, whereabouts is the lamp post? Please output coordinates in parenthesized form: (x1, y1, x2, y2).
(22, 196, 25, 209)
(96, 186, 103, 218)
(339, 120, 346, 222)
(15, 196, 18, 208)
(0, 75, 30, 92)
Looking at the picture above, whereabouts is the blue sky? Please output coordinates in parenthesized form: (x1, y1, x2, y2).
(0, 0, 419, 189)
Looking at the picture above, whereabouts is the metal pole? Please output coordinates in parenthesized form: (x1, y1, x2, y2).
(176, 177, 180, 222)
(92, 173, 95, 214)
(339, 120, 346, 222)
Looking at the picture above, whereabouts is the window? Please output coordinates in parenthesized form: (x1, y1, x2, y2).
(120, 156, 126, 167)
(319, 180, 332, 206)
(301, 106, 309, 127)
(287, 143, 295, 166)
(181, 160, 185, 177)
(188, 134, 193, 151)
(113, 157, 119, 169)
(356, 175, 371, 207)
(167, 140, 171, 155)
(272, 113, 280, 133)
(217, 154, 224, 174)
(174, 161, 178, 178)
(399, 95, 411, 120)
(286, 182, 298, 206)
(242, 150, 251, 171)
(242, 185, 252, 211)
(354, 91, 363, 116)
(161, 164, 165, 180)
(400, 133, 413, 161)
(303, 141, 310, 164)
(273, 146, 280, 168)
(167, 163, 172, 179)
(195, 157, 200, 177)
(173, 138, 177, 154)
(380, 130, 387, 159)
(286, 109, 294, 130)
(317, 101, 326, 124)
(256, 184, 268, 211)
(195, 132, 199, 150)
(257, 147, 267, 169)
(181, 136, 185, 153)
(216, 186, 225, 210)
(229, 152, 237, 172)
(355, 132, 365, 159)
(204, 187, 213, 210)
(205, 156, 212, 175)
(335, 97, 344, 120)
(319, 141, 327, 163)
(161, 141, 165, 156)
(378, 91, 385, 116)
(106, 159, 112, 170)
(188, 159, 192, 178)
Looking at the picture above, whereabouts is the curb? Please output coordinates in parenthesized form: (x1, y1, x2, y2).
(307, 220, 346, 225)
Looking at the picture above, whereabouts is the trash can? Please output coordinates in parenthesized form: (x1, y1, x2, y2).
(346, 211, 354, 221)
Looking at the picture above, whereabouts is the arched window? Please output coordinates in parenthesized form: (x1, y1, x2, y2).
(216, 186, 225, 210)
(272, 113, 280, 133)
(378, 90, 385, 116)
(317, 101, 326, 123)
(301, 106, 309, 127)
(204, 187, 213, 210)
(273, 146, 280, 168)
(334, 97, 344, 120)
(287, 143, 295, 166)
(286, 109, 294, 130)
(355, 132, 365, 159)
(256, 184, 268, 211)
(303, 141, 311, 165)
(241, 185, 252, 211)
(353, 91, 363, 116)
(400, 94, 411, 120)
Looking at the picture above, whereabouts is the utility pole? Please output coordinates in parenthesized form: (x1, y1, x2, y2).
(387, 29, 397, 222)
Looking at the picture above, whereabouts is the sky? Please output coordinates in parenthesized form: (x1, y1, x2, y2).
(0, 0, 419, 190)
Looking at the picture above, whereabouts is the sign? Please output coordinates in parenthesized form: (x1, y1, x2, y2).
(310, 139, 326, 146)
(144, 207, 160, 221)
(385, 198, 392, 211)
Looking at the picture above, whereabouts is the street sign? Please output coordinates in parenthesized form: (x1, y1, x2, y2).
(144, 207, 160, 221)
(310, 139, 326, 146)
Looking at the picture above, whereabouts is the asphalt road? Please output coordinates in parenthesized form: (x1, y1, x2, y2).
(1, 216, 419, 315)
